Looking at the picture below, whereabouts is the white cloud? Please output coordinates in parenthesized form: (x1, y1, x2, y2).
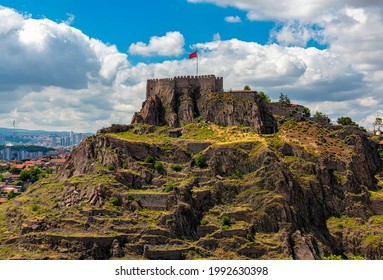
(225, 15, 241, 23)
(213, 32, 221, 41)
(128, 31, 185, 57)
(186, 0, 383, 129)
(1, 2, 383, 133)
(188, 0, 382, 21)
(0, 6, 131, 132)
(270, 22, 323, 47)
(62, 13, 75, 25)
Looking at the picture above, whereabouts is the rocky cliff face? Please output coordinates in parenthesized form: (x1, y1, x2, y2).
(0, 120, 382, 260)
(132, 86, 277, 134)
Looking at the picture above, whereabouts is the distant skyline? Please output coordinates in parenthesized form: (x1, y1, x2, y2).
(0, 0, 382, 132)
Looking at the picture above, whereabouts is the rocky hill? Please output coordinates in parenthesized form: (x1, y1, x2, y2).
(0, 118, 383, 260)
(0, 76, 382, 259)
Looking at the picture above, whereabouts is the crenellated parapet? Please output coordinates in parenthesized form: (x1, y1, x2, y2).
(146, 75, 223, 99)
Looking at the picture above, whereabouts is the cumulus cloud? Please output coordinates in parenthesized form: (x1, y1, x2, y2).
(186, 0, 383, 128)
(225, 15, 241, 23)
(0, 6, 131, 132)
(1, 1, 383, 132)
(213, 32, 221, 41)
(191, 39, 364, 100)
(270, 22, 323, 47)
(128, 31, 185, 57)
(188, 0, 382, 21)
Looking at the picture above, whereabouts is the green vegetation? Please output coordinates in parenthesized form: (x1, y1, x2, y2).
(194, 155, 206, 168)
(279, 93, 290, 105)
(108, 123, 264, 146)
(144, 155, 155, 164)
(200, 218, 208, 225)
(154, 161, 164, 173)
(322, 255, 344, 260)
(258, 91, 271, 103)
(164, 182, 175, 193)
(231, 169, 243, 179)
(6, 190, 16, 200)
(221, 215, 234, 228)
(171, 164, 182, 172)
(31, 204, 40, 212)
(337, 116, 355, 126)
(243, 85, 251, 90)
(313, 111, 327, 118)
(302, 107, 311, 117)
(107, 164, 115, 171)
(373, 117, 382, 132)
(0, 145, 54, 153)
(110, 197, 120, 206)
(19, 167, 43, 183)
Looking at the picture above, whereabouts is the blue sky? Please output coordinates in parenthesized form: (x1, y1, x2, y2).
(0, 0, 276, 63)
(0, 0, 383, 132)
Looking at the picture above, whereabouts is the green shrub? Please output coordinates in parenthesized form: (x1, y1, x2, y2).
(107, 164, 115, 171)
(31, 204, 40, 212)
(221, 225, 230, 230)
(322, 255, 344, 260)
(200, 218, 208, 225)
(6, 190, 16, 200)
(154, 161, 164, 172)
(221, 215, 233, 227)
(231, 169, 243, 179)
(144, 155, 155, 164)
(194, 155, 206, 168)
(164, 182, 175, 192)
(171, 164, 182, 172)
(110, 197, 119, 206)
(246, 233, 255, 242)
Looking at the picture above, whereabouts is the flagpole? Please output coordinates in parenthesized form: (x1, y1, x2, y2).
(196, 54, 198, 76)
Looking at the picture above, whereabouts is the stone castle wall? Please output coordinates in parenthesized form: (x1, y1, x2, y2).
(225, 91, 257, 102)
(146, 75, 223, 99)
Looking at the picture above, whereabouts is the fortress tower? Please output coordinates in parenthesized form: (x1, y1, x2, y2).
(146, 75, 223, 99)
(132, 74, 277, 134)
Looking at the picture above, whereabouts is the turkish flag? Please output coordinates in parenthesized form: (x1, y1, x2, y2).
(189, 51, 197, 59)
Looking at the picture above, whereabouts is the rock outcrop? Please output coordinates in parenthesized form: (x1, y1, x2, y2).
(132, 76, 277, 134)
(0, 118, 382, 260)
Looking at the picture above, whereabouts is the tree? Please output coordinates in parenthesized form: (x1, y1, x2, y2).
(243, 85, 251, 90)
(337, 116, 355, 126)
(373, 117, 382, 133)
(279, 93, 291, 105)
(30, 167, 42, 182)
(19, 167, 42, 183)
(19, 169, 30, 182)
(258, 91, 271, 103)
(7, 190, 16, 200)
(314, 111, 327, 118)
(302, 107, 311, 117)
(0, 174, 4, 182)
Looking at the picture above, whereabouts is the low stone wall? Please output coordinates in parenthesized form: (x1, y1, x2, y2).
(132, 193, 176, 210)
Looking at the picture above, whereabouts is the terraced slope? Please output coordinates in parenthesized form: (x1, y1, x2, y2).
(0, 120, 382, 259)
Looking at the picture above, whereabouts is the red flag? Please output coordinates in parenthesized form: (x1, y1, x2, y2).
(189, 51, 197, 59)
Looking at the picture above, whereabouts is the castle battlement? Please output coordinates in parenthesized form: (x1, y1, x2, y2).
(146, 74, 223, 99)
(147, 75, 222, 83)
